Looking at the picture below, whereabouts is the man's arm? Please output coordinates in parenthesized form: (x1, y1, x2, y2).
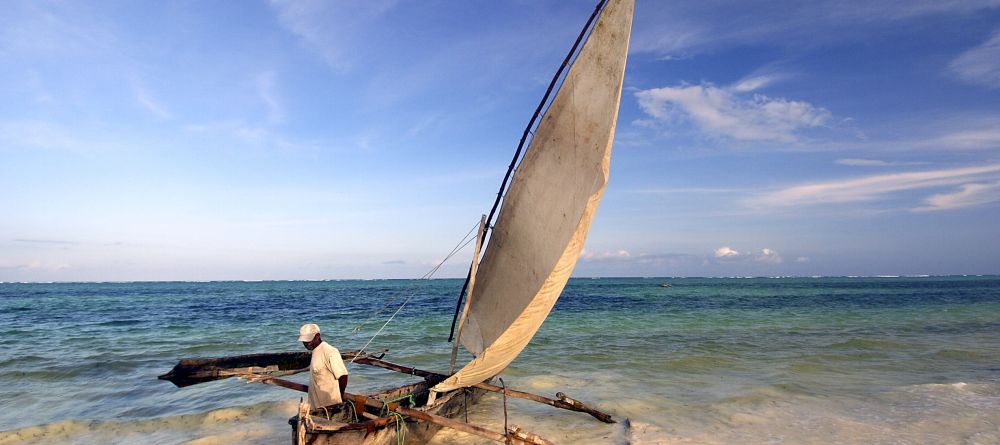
(338, 374, 348, 397)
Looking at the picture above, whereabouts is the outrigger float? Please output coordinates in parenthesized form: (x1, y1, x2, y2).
(160, 0, 633, 443)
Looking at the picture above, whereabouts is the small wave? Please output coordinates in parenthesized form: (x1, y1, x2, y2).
(514, 373, 577, 391)
(0, 400, 297, 445)
(928, 349, 996, 361)
(886, 381, 1000, 419)
(0, 355, 49, 369)
(901, 381, 1000, 398)
(96, 319, 144, 327)
(715, 383, 813, 407)
(827, 338, 911, 351)
(661, 355, 741, 372)
(3, 364, 91, 380)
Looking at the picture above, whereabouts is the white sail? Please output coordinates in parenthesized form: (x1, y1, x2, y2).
(433, 0, 633, 393)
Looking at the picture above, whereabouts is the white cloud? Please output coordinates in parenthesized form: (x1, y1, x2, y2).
(635, 79, 830, 142)
(950, 30, 1000, 89)
(748, 163, 1000, 209)
(756, 248, 783, 264)
(796, 256, 811, 263)
(731, 73, 785, 93)
(714, 246, 741, 258)
(579, 249, 631, 260)
(915, 181, 1000, 211)
(712, 246, 784, 265)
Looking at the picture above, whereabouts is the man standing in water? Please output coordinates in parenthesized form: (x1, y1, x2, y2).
(298, 323, 349, 409)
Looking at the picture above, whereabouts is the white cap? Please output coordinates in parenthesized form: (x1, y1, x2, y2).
(298, 323, 321, 342)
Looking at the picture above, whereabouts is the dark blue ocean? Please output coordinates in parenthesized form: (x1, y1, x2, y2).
(2, 277, 999, 444)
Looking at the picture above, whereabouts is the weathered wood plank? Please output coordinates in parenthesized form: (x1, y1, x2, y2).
(351, 356, 616, 423)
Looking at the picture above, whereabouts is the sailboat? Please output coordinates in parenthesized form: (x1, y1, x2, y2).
(159, 0, 633, 443)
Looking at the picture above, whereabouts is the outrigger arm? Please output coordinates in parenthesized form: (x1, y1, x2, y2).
(350, 355, 617, 424)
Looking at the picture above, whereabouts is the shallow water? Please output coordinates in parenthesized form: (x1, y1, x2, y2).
(1, 277, 999, 444)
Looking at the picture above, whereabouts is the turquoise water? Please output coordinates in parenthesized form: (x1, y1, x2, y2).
(1, 277, 999, 444)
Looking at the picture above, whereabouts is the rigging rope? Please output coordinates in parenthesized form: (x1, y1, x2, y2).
(349, 218, 482, 362)
(419, 221, 481, 280)
(351, 219, 479, 334)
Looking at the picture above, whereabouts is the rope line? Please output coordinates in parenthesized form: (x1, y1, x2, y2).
(375, 395, 412, 445)
(419, 221, 480, 279)
(350, 296, 409, 364)
(351, 219, 479, 334)
(391, 411, 406, 445)
(344, 399, 359, 423)
(350, 218, 481, 362)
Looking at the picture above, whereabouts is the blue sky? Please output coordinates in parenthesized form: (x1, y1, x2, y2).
(2, 0, 999, 282)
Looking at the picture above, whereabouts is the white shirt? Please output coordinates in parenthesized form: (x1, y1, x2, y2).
(308, 341, 349, 409)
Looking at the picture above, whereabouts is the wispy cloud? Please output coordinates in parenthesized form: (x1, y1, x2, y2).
(131, 82, 172, 120)
(0, 120, 79, 151)
(12, 239, 80, 245)
(267, 0, 399, 71)
(632, 0, 1000, 57)
(635, 76, 830, 142)
(629, 187, 749, 195)
(950, 29, 1000, 89)
(257, 71, 284, 125)
(0, 259, 70, 271)
(931, 127, 1000, 150)
(186, 120, 270, 144)
(0, 2, 117, 56)
(916, 181, 1000, 211)
(730, 72, 788, 93)
(748, 163, 1000, 210)
(835, 158, 927, 167)
(25, 70, 54, 105)
(579, 249, 631, 260)
(11, 238, 130, 247)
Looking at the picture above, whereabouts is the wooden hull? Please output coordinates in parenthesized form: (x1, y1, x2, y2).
(290, 379, 487, 445)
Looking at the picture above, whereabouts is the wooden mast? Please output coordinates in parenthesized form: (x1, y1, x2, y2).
(449, 214, 487, 374)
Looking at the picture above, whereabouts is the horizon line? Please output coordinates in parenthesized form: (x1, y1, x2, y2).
(1, 274, 997, 285)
